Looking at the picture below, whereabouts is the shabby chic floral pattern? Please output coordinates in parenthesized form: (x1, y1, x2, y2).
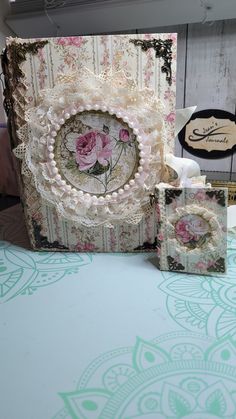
(10, 33, 176, 249)
(56, 36, 83, 47)
(36, 203, 157, 252)
(156, 187, 227, 274)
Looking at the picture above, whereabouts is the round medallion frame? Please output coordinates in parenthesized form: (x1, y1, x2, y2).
(43, 104, 150, 207)
(22, 70, 164, 226)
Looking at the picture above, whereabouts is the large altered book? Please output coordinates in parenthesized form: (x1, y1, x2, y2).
(2, 34, 177, 252)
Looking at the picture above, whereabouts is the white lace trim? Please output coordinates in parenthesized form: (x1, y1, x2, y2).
(14, 69, 166, 227)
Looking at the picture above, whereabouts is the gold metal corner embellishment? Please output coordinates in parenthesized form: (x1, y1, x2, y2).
(130, 38, 173, 86)
(1, 39, 48, 117)
(8, 40, 49, 81)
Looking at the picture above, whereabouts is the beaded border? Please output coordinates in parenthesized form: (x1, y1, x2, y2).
(41, 102, 152, 207)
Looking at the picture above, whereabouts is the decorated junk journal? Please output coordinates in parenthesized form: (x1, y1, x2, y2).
(154, 187, 228, 275)
(2, 34, 228, 273)
(2, 34, 177, 252)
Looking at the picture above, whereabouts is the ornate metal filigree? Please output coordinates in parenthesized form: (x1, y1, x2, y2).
(130, 38, 173, 85)
(134, 237, 158, 251)
(206, 190, 226, 207)
(32, 219, 69, 250)
(165, 189, 182, 205)
(1, 39, 49, 168)
(207, 257, 225, 273)
(8, 40, 48, 81)
(1, 40, 48, 116)
(167, 256, 185, 272)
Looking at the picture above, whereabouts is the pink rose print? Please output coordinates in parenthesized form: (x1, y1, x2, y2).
(76, 242, 95, 252)
(194, 191, 206, 201)
(168, 33, 177, 41)
(207, 260, 216, 268)
(76, 131, 112, 171)
(56, 37, 83, 47)
(175, 215, 210, 248)
(164, 90, 174, 100)
(195, 261, 208, 270)
(175, 220, 193, 243)
(189, 217, 209, 236)
(165, 111, 175, 123)
(119, 129, 130, 143)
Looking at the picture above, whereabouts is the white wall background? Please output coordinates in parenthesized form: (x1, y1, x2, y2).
(141, 19, 236, 181)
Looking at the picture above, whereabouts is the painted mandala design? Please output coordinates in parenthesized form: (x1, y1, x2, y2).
(159, 235, 236, 339)
(53, 332, 236, 418)
(0, 241, 93, 302)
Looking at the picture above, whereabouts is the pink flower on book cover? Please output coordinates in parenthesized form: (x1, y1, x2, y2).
(165, 111, 175, 123)
(63, 117, 137, 194)
(157, 233, 164, 241)
(195, 261, 208, 270)
(175, 214, 210, 248)
(195, 258, 220, 271)
(194, 190, 207, 201)
(76, 242, 95, 252)
(207, 260, 217, 268)
(164, 89, 175, 100)
(76, 131, 112, 171)
(175, 219, 193, 243)
(56, 37, 83, 47)
(119, 128, 130, 143)
(168, 33, 178, 41)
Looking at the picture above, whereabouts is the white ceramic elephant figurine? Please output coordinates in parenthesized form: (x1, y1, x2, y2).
(165, 153, 201, 185)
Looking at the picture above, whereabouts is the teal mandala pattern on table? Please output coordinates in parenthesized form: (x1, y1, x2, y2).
(0, 241, 93, 302)
(159, 235, 236, 339)
(53, 332, 236, 418)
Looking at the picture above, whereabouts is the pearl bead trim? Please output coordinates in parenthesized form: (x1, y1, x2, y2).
(45, 103, 151, 206)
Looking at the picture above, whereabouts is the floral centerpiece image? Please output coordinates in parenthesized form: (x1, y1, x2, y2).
(58, 112, 139, 195)
(175, 214, 211, 249)
(75, 130, 112, 172)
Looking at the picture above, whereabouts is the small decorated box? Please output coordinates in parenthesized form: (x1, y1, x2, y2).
(155, 187, 228, 275)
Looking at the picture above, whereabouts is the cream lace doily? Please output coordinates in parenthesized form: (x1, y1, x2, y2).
(14, 69, 166, 227)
